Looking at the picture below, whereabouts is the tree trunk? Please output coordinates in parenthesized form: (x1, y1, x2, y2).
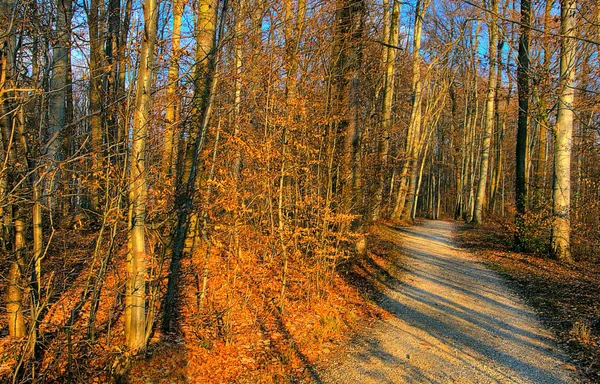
(279, 0, 306, 312)
(391, 0, 431, 220)
(232, 0, 245, 179)
(163, 0, 223, 331)
(472, 0, 498, 224)
(182, 0, 219, 180)
(371, 0, 400, 220)
(162, 0, 183, 178)
(126, 0, 159, 352)
(88, 0, 104, 212)
(534, 0, 554, 194)
(334, 0, 365, 217)
(515, 0, 531, 248)
(551, 0, 576, 262)
(7, 213, 26, 338)
(47, 0, 72, 211)
(1, 4, 26, 338)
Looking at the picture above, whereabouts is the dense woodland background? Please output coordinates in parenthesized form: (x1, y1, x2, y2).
(0, 0, 599, 381)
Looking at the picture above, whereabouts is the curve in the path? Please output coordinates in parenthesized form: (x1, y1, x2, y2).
(320, 220, 577, 384)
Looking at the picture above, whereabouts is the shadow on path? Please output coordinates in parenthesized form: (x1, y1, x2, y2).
(320, 220, 576, 383)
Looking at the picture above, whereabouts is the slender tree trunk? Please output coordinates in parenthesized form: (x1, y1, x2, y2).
(1, 5, 26, 338)
(162, 0, 183, 178)
(163, 0, 223, 331)
(118, 0, 133, 146)
(551, 0, 576, 262)
(490, 88, 509, 214)
(125, 0, 159, 352)
(473, 0, 498, 224)
(232, 0, 245, 179)
(454, 85, 467, 220)
(279, 0, 306, 313)
(466, 105, 480, 221)
(377, 0, 390, 100)
(392, 0, 431, 220)
(88, 0, 104, 212)
(489, 37, 506, 215)
(371, 0, 400, 220)
(183, 0, 219, 180)
(7, 212, 26, 338)
(105, 0, 123, 150)
(47, 0, 72, 211)
(534, 0, 554, 193)
(515, 0, 531, 248)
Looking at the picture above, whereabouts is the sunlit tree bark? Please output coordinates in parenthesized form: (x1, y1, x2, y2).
(1, 1, 26, 338)
(551, 0, 577, 262)
(162, 0, 183, 177)
(87, 0, 104, 212)
(279, 0, 306, 312)
(472, 0, 498, 224)
(371, 0, 400, 221)
(392, 0, 431, 220)
(125, 0, 159, 351)
(533, 0, 554, 191)
(334, 0, 365, 217)
(163, 0, 221, 331)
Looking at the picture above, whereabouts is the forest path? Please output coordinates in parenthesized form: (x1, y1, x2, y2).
(319, 220, 576, 383)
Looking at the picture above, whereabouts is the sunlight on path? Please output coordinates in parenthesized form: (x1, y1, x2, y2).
(320, 220, 577, 384)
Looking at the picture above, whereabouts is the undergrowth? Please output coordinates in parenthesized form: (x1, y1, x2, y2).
(0, 222, 396, 383)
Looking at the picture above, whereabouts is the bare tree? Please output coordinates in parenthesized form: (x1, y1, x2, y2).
(371, 0, 400, 221)
(125, 0, 159, 351)
(551, 0, 577, 262)
(392, 0, 432, 221)
(163, 0, 222, 331)
(472, 0, 499, 224)
(515, 0, 531, 247)
(162, 0, 184, 178)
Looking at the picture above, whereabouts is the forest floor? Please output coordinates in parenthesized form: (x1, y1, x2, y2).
(2, 219, 597, 382)
(318, 220, 578, 383)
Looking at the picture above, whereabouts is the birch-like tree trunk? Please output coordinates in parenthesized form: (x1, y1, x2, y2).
(232, 0, 245, 179)
(534, 0, 554, 191)
(391, 0, 431, 220)
(551, 0, 577, 262)
(472, 0, 498, 224)
(125, 0, 159, 352)
(7, 213, 26, 338)
(1, 2, 26, 337)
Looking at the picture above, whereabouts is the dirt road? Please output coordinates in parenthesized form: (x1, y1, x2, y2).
(320, 220, 577, 383)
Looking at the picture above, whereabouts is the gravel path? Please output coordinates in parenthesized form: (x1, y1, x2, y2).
(319, 220, 577, 383)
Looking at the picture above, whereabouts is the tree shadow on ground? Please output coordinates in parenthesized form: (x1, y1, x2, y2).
(331, 221, 575, 383)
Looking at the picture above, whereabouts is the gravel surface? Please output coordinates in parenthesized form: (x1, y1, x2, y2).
(319, 220, 577, 383)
